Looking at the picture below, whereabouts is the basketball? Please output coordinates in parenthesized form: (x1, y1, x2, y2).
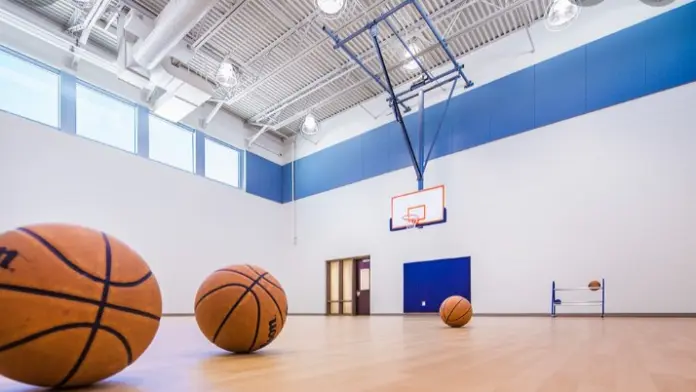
(588, 280, 601, 291)
(0, 223, 162, 388)
(194, 265, 288, 354)
(439, 295, 473, 328)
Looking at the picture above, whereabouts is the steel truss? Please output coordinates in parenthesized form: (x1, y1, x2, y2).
(322, 0, 474, 190)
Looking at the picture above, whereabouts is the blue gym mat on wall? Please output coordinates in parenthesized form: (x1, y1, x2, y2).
(403, 257, 471, 313)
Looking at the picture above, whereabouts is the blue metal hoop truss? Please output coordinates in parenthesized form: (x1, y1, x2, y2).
(322, 0, 474, 190)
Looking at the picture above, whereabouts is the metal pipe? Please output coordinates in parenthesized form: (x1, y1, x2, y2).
(411, 0, 473, 86)
(396, 73, 459, 105)
(394, 66, 460, 100)
(270, 0, 535, 130)
(370, 26, 422, 183)
(249, 0, 487, 125)
(333, 0, 414, 48)
(227, 0, 471, 106)
(78, 0, 111, 46)
(417, 90, 425, 191)
(132, 0, 219, 70)
(424, 77, 458, 169)
(383, 17, 432, 80)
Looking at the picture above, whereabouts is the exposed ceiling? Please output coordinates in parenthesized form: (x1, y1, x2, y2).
(9, 0, 552, 140)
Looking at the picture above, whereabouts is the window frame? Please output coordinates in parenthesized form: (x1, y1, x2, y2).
(203, 134, 244, 189)
(74, 79, 138, 153)
(0, 44, 61, 128)
(147, 113, 197, 173)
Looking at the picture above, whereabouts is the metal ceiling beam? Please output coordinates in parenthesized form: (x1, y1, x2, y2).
(225, 0, 396, 106)
(78, 0, 111, 46)
(247, 0, 481, 124)
(269, 0, 536, 131)
(191, 0, 250, 50)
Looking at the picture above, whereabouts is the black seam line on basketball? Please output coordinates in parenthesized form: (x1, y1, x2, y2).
(217, 267, 285, 294)
(215, 268, 286, 325)
(246, 289, 262, 353)
(212, 273, 268, 343)
(194, 283, 250, 310)
(445, 298, 464, 323)
(16, 228, 152, 287)
(245, 265, 286, 293)
(0, 323, 131, 359)
(55, 232, 113, 388)
(0, 284, 160, 321)
(251, 276, 286, 326)
(450, 307, 472, 323)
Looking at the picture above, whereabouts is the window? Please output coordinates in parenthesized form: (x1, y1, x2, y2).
(148, 115, 195, 172)
(0, 48, 59, 127)
(205, 137, 241, 188)
(76, 83, 136, 152)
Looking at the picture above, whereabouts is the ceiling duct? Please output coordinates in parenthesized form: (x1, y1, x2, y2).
(123, 0, 219, 123)
(131, 0, 218, 71)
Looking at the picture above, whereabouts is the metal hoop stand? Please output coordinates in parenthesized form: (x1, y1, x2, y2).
(551, 279, 605, 318)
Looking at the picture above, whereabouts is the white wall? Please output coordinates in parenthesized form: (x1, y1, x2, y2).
(0, 112, 288, 314)
(289, 0, 694, 161)
(283, 81, 696, 314)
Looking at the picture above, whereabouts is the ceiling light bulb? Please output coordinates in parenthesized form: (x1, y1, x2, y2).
(303, 114, 317, 131)
(317, 0, 346, 15)
(216, 62, 237, 88)
(545, 0, 580, 32)
(403, 44, 420, 71)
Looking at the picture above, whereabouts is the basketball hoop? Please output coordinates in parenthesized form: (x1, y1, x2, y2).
(402, 214, 422, 230)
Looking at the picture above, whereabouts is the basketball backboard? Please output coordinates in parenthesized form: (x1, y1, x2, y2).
(390, 185, 446, 231)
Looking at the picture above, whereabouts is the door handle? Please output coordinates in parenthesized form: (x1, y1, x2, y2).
(356, 291, 360, 297)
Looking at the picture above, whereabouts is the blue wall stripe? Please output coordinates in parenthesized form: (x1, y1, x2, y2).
(246, 152, 283, 203)
(195, 131, 206, 177)
(59, 72, 77, 134)
(136, 106, 149, 158)
(282, 2, 696, 203)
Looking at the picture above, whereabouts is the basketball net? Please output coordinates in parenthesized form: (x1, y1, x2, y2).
(402, 214, 422, 230)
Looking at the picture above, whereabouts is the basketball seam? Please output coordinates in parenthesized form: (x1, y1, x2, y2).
(55, 233, 113, 388)
(217, 268, 286, 324)
(246, 289, 262, 353)
(254, 282, 286, 326)
(194, 283, 250, 310)
(212, 273, 268, 343)
(445, 298, 464, 323)
(244, 265, 285, 293)
(0, 323, 131, 361)
(450, 307, 472, 323)
(217, 267, 286, 326)
(0, 283, 160, 321)
(17, 228, 152, 287)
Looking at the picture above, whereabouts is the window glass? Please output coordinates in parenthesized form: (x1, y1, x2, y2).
(0, 49, 60, 127)
(75, 83, 136, 152)
(148, 115, 195, 172)
(205, 137, 241, 187)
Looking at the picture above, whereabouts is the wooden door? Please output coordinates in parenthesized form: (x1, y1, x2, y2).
(356, 259, 371, 315)
(326, 259, 356, 315)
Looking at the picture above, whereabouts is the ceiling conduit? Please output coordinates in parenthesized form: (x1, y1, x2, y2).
(132, 0, 219, 71)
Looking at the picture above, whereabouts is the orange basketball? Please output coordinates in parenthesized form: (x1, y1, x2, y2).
(588, 280, 602, 291)
(439, 295, 473, 328)
(195, 265, 288, 354)
(0, 223, 162, 388)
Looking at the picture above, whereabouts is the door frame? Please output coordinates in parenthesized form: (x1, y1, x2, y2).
(325, 255, 370, 316)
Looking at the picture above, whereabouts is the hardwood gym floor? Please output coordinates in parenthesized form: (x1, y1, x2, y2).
(1, 316, 696, 391)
